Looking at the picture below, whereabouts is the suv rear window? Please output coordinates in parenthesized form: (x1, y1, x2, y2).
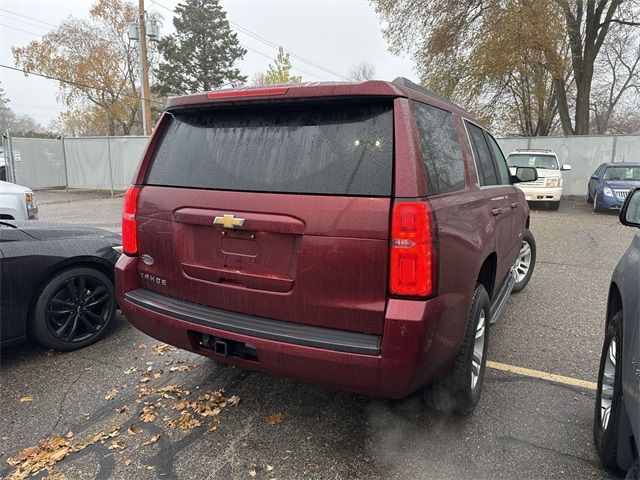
(145, 101, 394, 196)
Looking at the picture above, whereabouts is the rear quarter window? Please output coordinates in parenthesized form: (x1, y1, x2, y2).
(145, 101, 394, 196)
(412, 102, 465, 195)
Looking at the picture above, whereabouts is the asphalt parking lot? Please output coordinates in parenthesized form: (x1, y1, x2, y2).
(1, 191, 635, 479)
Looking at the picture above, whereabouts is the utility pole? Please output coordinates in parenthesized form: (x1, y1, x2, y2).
(138, 0, 153, 135)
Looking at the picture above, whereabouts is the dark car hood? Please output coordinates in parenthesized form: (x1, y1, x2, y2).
(5, 221, 122, 244)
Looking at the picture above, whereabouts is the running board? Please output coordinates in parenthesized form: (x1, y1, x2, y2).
(489, 273, 516, 325)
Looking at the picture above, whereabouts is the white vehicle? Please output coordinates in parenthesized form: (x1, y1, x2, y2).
(0, 180, 37, 220)
(506, 149, 571, 210)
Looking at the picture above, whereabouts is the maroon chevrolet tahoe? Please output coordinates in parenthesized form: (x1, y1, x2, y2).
(115, 78, 538, 415)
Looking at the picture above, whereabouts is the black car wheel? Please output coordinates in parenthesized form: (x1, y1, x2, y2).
(594, 310, 624, 470)
(30, 267, 116, 351)
(0, 166, 6, 181)
(426, 284, 490, 416)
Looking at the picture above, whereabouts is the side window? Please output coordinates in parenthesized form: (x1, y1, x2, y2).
(484, 132, 511, 185)
(595, 165, 606, 178)
(413, 101, 465, 195)
(466, 122, 498, 186)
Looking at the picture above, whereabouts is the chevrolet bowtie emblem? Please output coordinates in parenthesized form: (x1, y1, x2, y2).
(213, 214, 246, 229)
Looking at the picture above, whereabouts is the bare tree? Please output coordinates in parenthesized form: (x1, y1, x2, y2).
(348, 62, 376, 81)
(591, 27, 640, 133)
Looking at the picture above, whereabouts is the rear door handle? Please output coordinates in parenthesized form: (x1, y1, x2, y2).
(491, 207, 502, 216)
(511, 202, 518, 208)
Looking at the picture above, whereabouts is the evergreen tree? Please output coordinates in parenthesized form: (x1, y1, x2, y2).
(155, 0, 247, 95)
(263, 47, 302, 85)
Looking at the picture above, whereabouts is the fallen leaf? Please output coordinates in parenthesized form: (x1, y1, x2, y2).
(7, 436, 70, 478)
(266, 465, 274, 471)
(166, 412, 201, 431)
(124, 459, 133, 466)
(138, 386, 155, 397)
(104, 388, 118, 401)
(169, 364, 196, 373)
(137, 343, 146, 349)
(108, 440, 125, 450)
(65, 432, 73, 439)
(209, 425, 217, 432)
(265, 413, 285, 426)
(152, 344, 176, 356)
(115, 406, 129, 414)
(156, 384, 181, 394)
(171, 399, 190, 411)
(127, 424, 143, 435)
(140, 405, 156, 423)
(45, 350, 58, 357)
(141, 433, 161, 446)
(249, 469, 257, 477)
(139, 376, 151, 384)
(19, 396, 33, 403)
(124, 367, 137, 375)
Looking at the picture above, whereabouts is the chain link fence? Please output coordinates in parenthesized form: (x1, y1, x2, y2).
(497, 134, 640, 196)
(2, 135, 149, 194)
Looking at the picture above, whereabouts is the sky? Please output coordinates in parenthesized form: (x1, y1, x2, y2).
(0, 0, 416, 126)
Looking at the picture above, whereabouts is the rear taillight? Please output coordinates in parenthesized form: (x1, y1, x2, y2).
(122, 186, 140, 256)
(389, 201, 434, 297)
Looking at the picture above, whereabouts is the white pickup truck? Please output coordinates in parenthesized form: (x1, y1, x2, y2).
(0, 180, 37, 220)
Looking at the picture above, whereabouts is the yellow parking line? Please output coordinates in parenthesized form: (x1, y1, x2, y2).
(487, 360, 597, 390)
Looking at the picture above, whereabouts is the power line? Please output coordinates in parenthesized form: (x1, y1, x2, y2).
(1, 23, 43, 38)
(149, 0, 345, 80)
(0, 13, 51, 31)
(0, 64, 164, 106)
(0, 8, 58, 28)
(230, 22, 347, 80)
(244, 46, 329, 81)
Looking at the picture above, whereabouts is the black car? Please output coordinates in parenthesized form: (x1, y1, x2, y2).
(594, 188, 640, 479)
(0, 221, 121, 351)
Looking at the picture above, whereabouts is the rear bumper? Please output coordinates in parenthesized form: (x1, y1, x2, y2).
(116, 255, 465, 399)
(517, 185, 562, 202)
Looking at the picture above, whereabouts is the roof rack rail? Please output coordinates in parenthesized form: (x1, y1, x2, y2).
(391, 77, 463, 110)
(514, 148, 553, 153)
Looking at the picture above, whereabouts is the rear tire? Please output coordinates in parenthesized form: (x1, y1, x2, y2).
(0, 166, 5, 181)
(512, 229, 536, 293)
(549, 201, 560, 211)
(594, 311, 624, 470)
(426, 284, 490, 416)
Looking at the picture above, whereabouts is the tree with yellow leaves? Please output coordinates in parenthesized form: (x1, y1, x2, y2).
(12, 0, 155, 136)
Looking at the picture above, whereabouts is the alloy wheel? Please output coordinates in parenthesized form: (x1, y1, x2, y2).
(45, 275, 112, 344)
(599, 338, 617, 430)
(471, 309, 486, 390)
(515, 241, 532, 283)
